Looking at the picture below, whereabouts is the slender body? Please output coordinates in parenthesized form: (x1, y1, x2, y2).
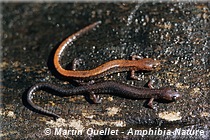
(54, 21, 160, 79)
(27, 81, 181, 119)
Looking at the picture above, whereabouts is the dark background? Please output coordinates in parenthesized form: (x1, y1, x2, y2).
(1, 2, 209, 139)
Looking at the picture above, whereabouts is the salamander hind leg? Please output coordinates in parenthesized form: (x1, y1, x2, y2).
(74, 79, 101, 104)
(89, 92, 102, 104)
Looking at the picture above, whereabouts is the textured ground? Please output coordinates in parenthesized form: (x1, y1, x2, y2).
(1, 2, 209, 139)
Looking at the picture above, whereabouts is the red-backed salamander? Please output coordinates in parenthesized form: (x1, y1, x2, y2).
(27, 81, 181, 120)
(54, 21, 161, 80)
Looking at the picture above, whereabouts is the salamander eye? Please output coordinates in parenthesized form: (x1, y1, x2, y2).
(172, 96, 177, 101)
(172, 93, 181, 101)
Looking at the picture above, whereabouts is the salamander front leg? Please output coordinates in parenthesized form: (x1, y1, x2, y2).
(147, 79, 155, 89)
(130, 70, 141, 80)
(148, 98, 154, 109)
(147, 80, 157, 110)
(132, 55, 143, 60)
(130, 55, 143, 80)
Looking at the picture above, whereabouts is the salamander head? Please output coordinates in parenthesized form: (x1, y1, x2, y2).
(138, 58, 161, 71)
(160, 88, 181, 101)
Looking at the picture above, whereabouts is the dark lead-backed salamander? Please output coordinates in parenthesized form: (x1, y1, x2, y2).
(27, 81, 181, 119)
(54, 21, 160, 80)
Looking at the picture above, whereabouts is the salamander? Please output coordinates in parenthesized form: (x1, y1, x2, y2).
(27, 81, 181, 119)
(54, 21, 160, 80)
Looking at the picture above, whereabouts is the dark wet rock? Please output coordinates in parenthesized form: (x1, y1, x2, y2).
(1, 2, 209, 139)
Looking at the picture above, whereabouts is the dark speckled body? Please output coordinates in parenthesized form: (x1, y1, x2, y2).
(27, 81, 181, 119)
